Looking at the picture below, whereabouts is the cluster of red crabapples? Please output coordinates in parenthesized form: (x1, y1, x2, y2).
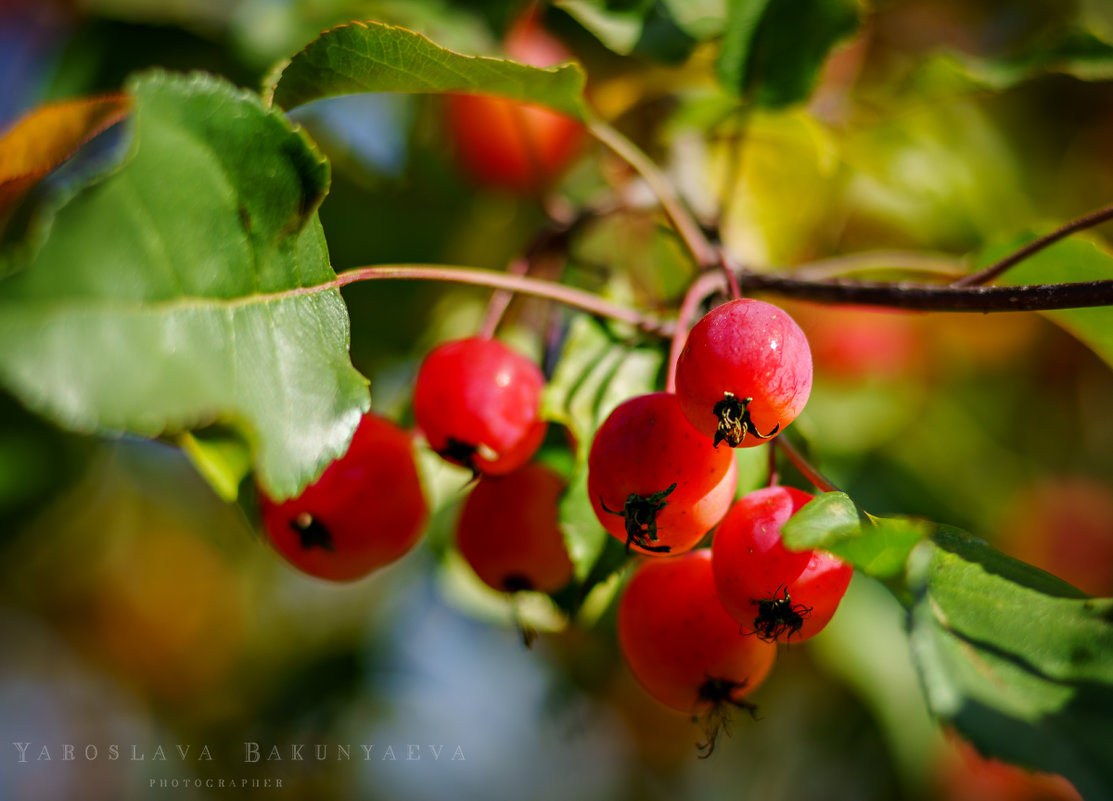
(605, 299, 851, 740)
(258, 298, 853, 742)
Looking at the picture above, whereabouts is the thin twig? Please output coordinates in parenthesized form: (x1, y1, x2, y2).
(776, 438, 840, 494)
(719, 250, 743, 300)
(585, 112, 717, 269)
(951, 202, 1113, 287)
(478, 256, 529, 339)
(766, 443, 779, 488)
(333, 264, 671, 334)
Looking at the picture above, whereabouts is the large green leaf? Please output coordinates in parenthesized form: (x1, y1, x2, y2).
(782, 491, 930, 580)
(908, 529, 1113, 801)
(717, 0, 860, 108)
(0, 71, 370, 501)
(542, 315, 663, 583)
(788, 488, 1113, 795)
(265, 20, 588, 118)
(983, 234, 1113, 371)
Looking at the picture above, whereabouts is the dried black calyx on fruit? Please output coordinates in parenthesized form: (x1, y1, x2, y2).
(752, 585, 811, 641)
(694, 676, 759, 758)
(291, 512, 334, 551)
(439, 437, 499, 476)
(713, 392, 779, 448)
(500, 574, 534, 594)
(600, 483, 678, 553)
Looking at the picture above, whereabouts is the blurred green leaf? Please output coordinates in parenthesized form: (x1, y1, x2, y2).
(556, 0, 649, 54)
(951, 28, 1113, 90)
(783, 491, 930, 579)
(908, 528, 1113, 801)
(985, 235, 1113, 371)
(0, 70, 370, 501)
(558, 467, 609, 585)
(178, 429, 253, 503)
(541, 316, 663, 470)
(717, 0, 859, 108)
(717, 0, 772, 94)
(661, 0, 728, 40)
(556, 0, 700, 61)
(542, 316, 662, 585)
(265, 20, 588, 118)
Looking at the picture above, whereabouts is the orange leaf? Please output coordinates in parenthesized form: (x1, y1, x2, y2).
(0, 94, 132, 224)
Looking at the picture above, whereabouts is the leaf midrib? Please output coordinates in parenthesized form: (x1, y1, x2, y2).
(0, 281, 342, 315)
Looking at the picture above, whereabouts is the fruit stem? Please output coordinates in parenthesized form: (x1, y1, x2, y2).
(585, 112, 718, 269)
(333, 264, 671, 335)
(478, 256, 529, 339)
(766, 443, 780, 488)
(775, 438, 840, 494)
(666, 271, 726, 392)
(719, 250, 743, 300)
(951, 201, 1113, 288)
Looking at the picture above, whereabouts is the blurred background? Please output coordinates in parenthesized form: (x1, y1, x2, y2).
(2, 0, 1112, 798)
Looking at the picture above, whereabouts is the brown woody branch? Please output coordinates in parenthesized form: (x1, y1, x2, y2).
(735, 272, 1113, 313)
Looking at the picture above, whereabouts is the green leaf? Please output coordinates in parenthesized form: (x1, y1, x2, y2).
(0, 71, 370, 501)
(958, 28, 1113, 89)
(555, 0, 701, 61)
(782, 491, 930, 579)
(717, 0, 860, 108)
(908, 528, 1113, 801)
(661, 0, 729, 40)
(556, 0, 649, 55)
(717, 0, 773, 94)
(542, 316, 663, 584)
(901, 28, 1113, 102)
(984, 235, 1113, 371)
(558, 467, 610, 585)
(265, 20, 588, 119)
(178, 429, 252, 503)
(541, 315, 663, 470)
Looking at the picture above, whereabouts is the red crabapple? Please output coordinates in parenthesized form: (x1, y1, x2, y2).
(259, 413, 428, 581)
(444, 9, 585, 194)
(712, 486, 852, 642)
(413, 337, 547, 476)
(788, 302, 927, 381)
(456, 463, 574, 594)
(675, 298, 813, 448)
(618, 549, 777, 752)
(588, 392, 737, 555)
(994, 477, 1113, 597)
